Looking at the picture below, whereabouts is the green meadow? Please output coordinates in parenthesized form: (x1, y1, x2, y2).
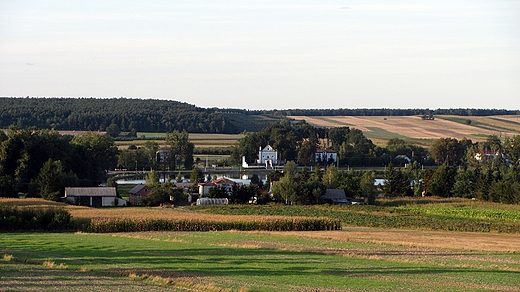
(2, 230, 520, 291)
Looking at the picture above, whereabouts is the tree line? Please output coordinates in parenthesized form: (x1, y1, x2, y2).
(0, 126, 118, 199)
(3, 120, 520, 205)
(0, 97, 234, 133)
(2, 97, 517, 134)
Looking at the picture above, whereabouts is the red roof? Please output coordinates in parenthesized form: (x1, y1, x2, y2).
(316, 148, 336, 153)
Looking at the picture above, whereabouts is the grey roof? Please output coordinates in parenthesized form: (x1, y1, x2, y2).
(129, 184, 148, 194)
(321, 189, 347, 200)
(65, 187, 117, 197)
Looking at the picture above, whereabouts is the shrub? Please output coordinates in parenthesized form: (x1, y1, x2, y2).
(0, 205, 71, 231)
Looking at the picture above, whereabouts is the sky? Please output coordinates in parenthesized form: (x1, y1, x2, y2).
(1, 1, 519, 110)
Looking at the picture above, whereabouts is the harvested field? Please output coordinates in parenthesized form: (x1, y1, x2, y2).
(289, 115, 520, 142)
(274, 227, 520, 253)
(67, 206, 309, 223)
(2, 230, 520, 291)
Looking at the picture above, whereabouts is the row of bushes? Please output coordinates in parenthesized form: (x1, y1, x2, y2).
(0, 206, 71, 231)
(86, 218, 342, 233)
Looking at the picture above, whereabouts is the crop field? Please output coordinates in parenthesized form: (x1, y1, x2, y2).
(115, 133, 243, 150)
(288, 115, 520, 145)
(2, 198, 520, 290)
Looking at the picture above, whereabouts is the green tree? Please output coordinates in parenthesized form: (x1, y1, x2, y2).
(429, 138, 464, 166)
(229, 145, 241, 165)
(383, 163, 410, 197)
(451, 169, 476, 198)
(176, 172, 183, 183)
(105, 123, 121, 138)
(166, 130, 194, 170)
(239, 133, 260, 164)
(427, 164, 457, 197)
(140, 183, 172, 206)
(298, 139, 317, 166)
(143, 141, 160, 170)
(37, 159, 71, 201)
(271, 174, 297, 204)
(145, 170, 160, 186)
(322, 165, 339, 189)
(360, 171, 377, 204)
(311, 164, 322, 182)
(327, 127, 350, 149)
(271, 162, 298, 204)
(504, 135, 520, 164)
(207, 185, 229, 198)
(283, 161, 297, 178)
(190, 167, 204, 183)
(71, 132, 118, 181)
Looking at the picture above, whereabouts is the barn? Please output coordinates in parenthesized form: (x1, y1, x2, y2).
(64, 187, 127, 207)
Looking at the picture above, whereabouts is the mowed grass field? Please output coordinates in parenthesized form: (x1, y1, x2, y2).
(289, 115, 520, 146)
(2, 198, 520, 291)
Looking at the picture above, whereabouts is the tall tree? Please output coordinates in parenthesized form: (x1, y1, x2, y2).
(71, 132, 118, 181)
(504, 135, 520, 164)
(429, 138, 464, 166)
(190, 167, 204, 183)
(37, 159, 77, 201)
(427, 163, 457, 197)
(360, 171, 377, 204)
(298, 139, 317, 166)
(166, 130, 194, 170)
(322, 165, 339, 189)
(383, 163, 410, 197)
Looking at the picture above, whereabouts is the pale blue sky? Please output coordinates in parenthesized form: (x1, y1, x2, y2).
(1, 1, 519, 110)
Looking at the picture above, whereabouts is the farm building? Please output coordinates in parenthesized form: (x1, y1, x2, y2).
(315, 148, 337, 164)
(64, 187, 127, 207)
(320, 189, 349, 205)
(129, 184, 151, 206)
(197, 177, 241, 197)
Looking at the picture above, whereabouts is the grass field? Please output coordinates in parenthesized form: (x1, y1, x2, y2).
(1, 230, 519, 291)
(2, 197, 520, 291)
(289, 115, 520, 146)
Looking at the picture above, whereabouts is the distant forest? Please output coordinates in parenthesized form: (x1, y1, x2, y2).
(1, 97, 518, 133)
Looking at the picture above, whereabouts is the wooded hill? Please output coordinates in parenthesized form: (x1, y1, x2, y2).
(1, 97, 518, 133)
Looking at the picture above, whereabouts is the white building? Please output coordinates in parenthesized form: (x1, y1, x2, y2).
(315, 148, 337, 163)
(257, 145, 278, 166)
(64, 187, 127, 207)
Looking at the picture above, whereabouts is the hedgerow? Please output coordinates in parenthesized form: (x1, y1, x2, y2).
(0, 205, 71, 231)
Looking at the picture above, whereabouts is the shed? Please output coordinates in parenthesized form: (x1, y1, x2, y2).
(320, 189, 349, 204)
(129, 184, 151, 206)
(64, 187, 127, 207)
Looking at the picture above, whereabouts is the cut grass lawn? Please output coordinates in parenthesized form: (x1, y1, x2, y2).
(1, 231, 520, 291)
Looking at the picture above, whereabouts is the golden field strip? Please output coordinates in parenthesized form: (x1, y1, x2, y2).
(289, 115, 520, 143)
(0, 198, 320, 224)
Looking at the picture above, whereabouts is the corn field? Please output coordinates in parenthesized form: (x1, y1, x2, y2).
(86, 217, 341, 233)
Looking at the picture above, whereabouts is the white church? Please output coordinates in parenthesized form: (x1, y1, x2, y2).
(242, 145, 278, 169)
